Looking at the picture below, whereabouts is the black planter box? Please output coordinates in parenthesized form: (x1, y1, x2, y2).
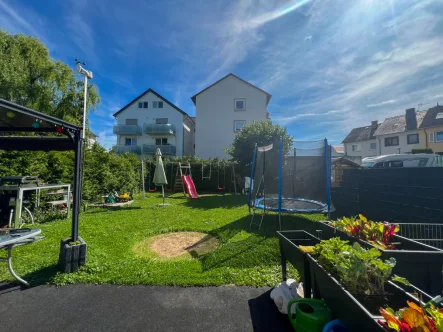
(292, 220, 443, 295)
(277, 230, 321, 298)
(307, 254, 431, 332)
(58, 237, 87, 273)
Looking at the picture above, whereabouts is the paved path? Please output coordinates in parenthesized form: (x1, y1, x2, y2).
(0, 284, 292, 332)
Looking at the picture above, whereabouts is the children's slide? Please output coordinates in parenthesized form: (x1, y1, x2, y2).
(182, 175, 199, 199)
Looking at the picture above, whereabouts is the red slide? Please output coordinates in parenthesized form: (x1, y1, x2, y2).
(182, 175, 199, 199)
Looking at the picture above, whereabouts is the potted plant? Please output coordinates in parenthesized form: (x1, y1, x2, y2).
(378, 300, 443, 331)
(296, 215, 443, 295)
(306, 237, 432, 331)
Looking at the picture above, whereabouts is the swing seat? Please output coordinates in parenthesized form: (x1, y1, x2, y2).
(149, 189, 156, 193)
(217, 187, 225, 191)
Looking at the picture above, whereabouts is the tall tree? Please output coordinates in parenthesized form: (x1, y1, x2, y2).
(0, 30, 100, 125)
(226, 120, 294, 175)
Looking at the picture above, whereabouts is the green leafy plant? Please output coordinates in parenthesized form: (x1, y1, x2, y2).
(331, 214, 400, 249)
(312, 238, 397, 295)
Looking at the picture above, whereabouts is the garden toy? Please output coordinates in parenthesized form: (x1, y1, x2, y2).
(201, 163, 212, 180)
(287, 298, 332, 332)
(216, 162, 225, 191)
(173, 163, 198, 199)
(119, 193, 130, 202)
(248, 138, 332, 230)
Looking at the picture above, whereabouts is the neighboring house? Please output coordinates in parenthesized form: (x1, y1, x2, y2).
(87, 131, 98, 148)
(374, 108, 426, 155)
(191, 73, 272, 159)
(113, 89, 195, 157)
(331, 145, 344, 158)
(342, 121, 380, 161)
(419, 105, 443, 154)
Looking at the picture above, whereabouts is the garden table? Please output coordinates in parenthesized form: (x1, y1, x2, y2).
(0, 228, 42, 286)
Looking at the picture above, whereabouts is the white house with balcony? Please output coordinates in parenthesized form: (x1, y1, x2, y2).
(191, 73, 272, 159)
(113, 89, 194, 157)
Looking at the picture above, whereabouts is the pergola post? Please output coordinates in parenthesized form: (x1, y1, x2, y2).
(58, 129, 87, 273)
(71, 129, 83, 242)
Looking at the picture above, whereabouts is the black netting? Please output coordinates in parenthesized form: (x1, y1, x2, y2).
(249, 140, 330, 211)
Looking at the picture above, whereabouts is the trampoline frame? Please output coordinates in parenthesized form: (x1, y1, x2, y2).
(254, 197, 329, 214)
(249, 138, 332, 230)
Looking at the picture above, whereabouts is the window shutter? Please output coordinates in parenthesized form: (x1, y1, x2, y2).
(133, 138, 137, 146)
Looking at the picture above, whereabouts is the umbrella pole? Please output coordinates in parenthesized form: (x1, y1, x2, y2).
(162, 185, 165, 205)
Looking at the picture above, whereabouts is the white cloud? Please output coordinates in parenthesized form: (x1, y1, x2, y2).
(367, 100, 398, 108)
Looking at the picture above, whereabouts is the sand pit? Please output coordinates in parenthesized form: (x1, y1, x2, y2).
(133, 232, 218, 259)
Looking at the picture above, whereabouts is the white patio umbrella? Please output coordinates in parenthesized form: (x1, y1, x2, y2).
(153, 148, 169, 206)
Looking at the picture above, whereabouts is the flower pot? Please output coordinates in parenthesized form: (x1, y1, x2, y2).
(58, 236, 87, 273)
(307, 254, 430, 332)
(313, 222, 443, 296)
(277, 230, 321, 298)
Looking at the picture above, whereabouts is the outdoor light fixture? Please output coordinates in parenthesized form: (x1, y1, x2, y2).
(6, 111, 15, 118)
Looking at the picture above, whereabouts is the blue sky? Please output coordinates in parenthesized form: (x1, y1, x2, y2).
(2, 0, 443, 148)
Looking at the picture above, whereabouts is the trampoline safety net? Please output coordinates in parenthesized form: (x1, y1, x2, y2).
(248, 139, 331, 214)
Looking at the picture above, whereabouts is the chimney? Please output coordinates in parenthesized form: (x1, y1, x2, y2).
(371, 120, 378, 129)
(405, 108, 417, 130)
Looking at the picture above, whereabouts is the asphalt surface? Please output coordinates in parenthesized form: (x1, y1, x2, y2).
(0, 284, 292, 332)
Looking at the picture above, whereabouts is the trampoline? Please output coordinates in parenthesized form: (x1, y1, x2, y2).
(248, 138, 332, 230)
(254, 197, 328, 214)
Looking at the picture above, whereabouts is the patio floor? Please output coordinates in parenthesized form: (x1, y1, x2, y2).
(0, 284, 292, 332)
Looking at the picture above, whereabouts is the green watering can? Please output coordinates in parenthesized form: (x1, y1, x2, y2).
(287, 298, 332, 332)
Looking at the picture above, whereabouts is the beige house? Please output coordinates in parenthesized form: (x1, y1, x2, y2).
(374, 108, 426, 155)
(420, 105, 443, 154)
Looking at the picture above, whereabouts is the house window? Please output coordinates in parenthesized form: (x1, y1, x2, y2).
(436, 131, 443, 142)
(351, 144, 361, 152)
(384, 136, 399, 146)
(125, 119, 138, 125)
(156, 118, 168, 124)
(153, 101, 164, 109)
(429, 132, 435, 143)
(234, 120, 246, 133)
(369, 142, 376, 150)
(234, 99, 246, 111)
(143, 102, 148, 108)
(407, 133, 419, 144)
(138, 102, 143, 108)
(155, 138, 168, 145)
(436, 112, 443, 119)
(125, 138, 136, 146)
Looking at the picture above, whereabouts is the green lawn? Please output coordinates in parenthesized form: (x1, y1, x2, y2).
(0, 194, 323, 287)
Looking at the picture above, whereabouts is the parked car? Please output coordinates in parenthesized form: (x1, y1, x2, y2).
(362, 154, 443, 168)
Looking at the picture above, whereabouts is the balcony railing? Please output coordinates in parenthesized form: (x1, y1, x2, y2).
(144, 123, 175, 136)
(113, 125, 142, 135)
(143, 144, 176, 156)
(114, 145, 142, 155)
